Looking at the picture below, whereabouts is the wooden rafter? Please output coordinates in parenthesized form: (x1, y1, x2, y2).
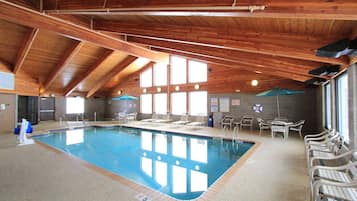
(150, 46, 311, 82)
(41, 41, 84, 94)
(86, 55, 137, 98)
(64, 50, 115, 96)
(0, 58, 13, 71)
(111, 61, 155, 94)
(127, 36, 318, 79)
(95, 21, 348, 66)
(13, 28, 39, 74)
(0, 1, 169, 63)
(43, 0, 357, 20)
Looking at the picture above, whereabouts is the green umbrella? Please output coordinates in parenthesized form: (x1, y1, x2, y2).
(256, 88, 304, 117)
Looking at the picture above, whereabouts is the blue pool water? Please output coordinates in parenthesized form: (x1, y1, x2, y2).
(34, 127, 253, 200)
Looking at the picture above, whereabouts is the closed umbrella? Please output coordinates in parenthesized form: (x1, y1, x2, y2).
(112, 95, 138, 101)
(256, 88, 304, 117)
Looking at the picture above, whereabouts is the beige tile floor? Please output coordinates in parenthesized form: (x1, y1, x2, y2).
(0, 121, 309, 201)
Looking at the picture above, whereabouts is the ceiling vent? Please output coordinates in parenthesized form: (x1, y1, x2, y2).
(316, 38, 357, 58)
(309, 65, 340, 76)
(305, 77, 326, 86)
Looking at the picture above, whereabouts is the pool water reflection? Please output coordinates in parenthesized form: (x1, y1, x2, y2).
(35, 127, 253, 200)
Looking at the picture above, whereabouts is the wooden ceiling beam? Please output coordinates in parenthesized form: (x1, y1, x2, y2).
(126, 36, 318, 78)
(63, 50, 115, 96)
(41, 41, 84, 94)
(13, 28, 39, 74)
(150, 46, 311, 82)
(0, 1, 169, 63)
(0, 59, 13, 72)
(95, 21, 347, 66)
(86, 55, 138, 98)
(44, 1, 357, 20)
(111, 61, 155, 94)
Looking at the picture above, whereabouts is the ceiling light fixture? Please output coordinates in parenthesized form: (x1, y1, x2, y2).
(251, 80, 259, 86)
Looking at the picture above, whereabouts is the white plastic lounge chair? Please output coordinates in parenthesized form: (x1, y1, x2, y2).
(304, 130, 331, 144)
(187, 116, 205, 126)
(141, 113, 157, 122)
(126, 112, 137, 121)
(310, 161, 357, 185)
(289, 120, 305, 138)
(240, 115, 254, 131)
(257, 117, 270, 135)
(172, 114, 190, 125)
(311, 179, 357, 201)
(309, 149, 355, 172)
(152, 113, 173, 123)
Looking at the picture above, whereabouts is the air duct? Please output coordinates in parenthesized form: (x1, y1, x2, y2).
(305, 77, 326, 86)
(316, 38, 357, 58)
(309, 65, 340, 76)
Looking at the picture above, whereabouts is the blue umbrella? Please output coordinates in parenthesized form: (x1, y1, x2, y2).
(112, 95, 138, 101)
(256, 88, 304, 117)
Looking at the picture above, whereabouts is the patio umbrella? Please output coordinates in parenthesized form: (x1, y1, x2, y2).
(112, 95, 138, 101)
(256, 88, 304, 117)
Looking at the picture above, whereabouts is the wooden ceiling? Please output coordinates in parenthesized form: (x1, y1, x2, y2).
(0, 0, 356, 97)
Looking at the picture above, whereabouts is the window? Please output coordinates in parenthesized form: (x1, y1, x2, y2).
(324, 83, 331, 129)
(171, 92, 187, 115)
(336, 73, 349, 142)
(140, 67, 152, 88)
(154, 93, 167, 114)
(188, 60, 207, 83)
(66, 97, 84, 114)
(153, 63, 167, 86)
(189, 91, 207, 116)
(170, 56, 187, 84)
(140, 94, 152, 114)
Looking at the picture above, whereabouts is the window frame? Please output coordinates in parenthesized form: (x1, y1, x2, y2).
(189, 91, 208, 116)
(188, 60, 208, 83)
(154, 93, 168, 115)
(66, 97, 84, 114)
(170, 55, 187, 85)
(171, 92, 187, 115)
(140, 94, 153, 114)
(153, 63, 167, 86)
(140, 67, 153, 88)
(324, 83, 331, 129)
(335, 72, 349, 143)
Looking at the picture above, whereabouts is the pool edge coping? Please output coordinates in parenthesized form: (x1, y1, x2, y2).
(33, 122, 261, 201)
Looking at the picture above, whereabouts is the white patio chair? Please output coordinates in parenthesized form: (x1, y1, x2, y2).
(240, 115, 254, 131)
(311, 179, 357, 201)
(310, 161, 357, 185)
(304, 130, 331, 144)
(221, 115, 234, 130)
(289, 120, 305, 138)
(309, 149, 355, 172)
(257, 117, 270, 135)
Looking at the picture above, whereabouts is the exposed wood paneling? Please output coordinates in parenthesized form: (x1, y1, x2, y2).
(49, 42, 106, 93)
(13, 28, 39, 74)
(0, 1, 169, 63)
(41, 41, 84, 93)
(45, 0, 357, 20)
(0, 19, 28, 64)
(111, 63, 306, 98)
(95, 21, 348, 65)
(127, 36, 317, 79)
(0, 65, 39, 96)
(21, 29, 75, 83)
(78, 51, 128, 92)
(64, 49, 115, 96)
(102, 57, 151, 90)
(150, 47, 311, 82)
(86, 55, 137, 97)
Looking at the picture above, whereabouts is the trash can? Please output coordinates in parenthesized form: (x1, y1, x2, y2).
(208, 115, 214, 127)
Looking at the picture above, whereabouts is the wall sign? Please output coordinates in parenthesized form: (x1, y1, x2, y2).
(210, 98, 218, 112)
(219, 97, 230, 112)
(232, 99, 240, 106)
